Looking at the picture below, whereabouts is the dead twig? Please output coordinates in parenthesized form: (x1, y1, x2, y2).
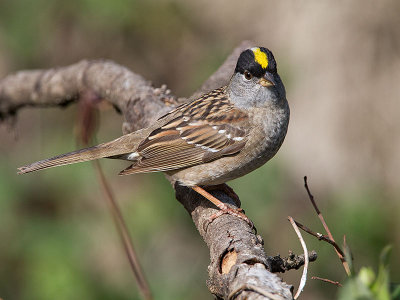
(311, 276, 342, 287)
(292, 220, 345, 258)
(303, 176, 351, 275)
(288, 216, 309, 299)
(93, 160, 153, 300)
(78, 90, 152, 300)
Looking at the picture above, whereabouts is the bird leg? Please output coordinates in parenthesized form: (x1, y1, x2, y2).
(203, 183, 241, 207)
(191, 185, 253, 229)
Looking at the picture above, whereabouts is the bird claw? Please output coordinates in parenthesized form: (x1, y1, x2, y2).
(205, 184, 241, 206)
(203, 206, 256, 234)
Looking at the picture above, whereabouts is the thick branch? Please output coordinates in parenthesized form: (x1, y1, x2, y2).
(0, 59, 174, 132)
(176, 184, 293, 299)
(1, 41, 296, 299)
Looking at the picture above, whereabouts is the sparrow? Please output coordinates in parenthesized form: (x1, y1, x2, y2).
(18, 47, 290, 225)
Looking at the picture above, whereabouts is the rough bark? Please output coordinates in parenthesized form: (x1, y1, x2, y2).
(0, 41, 304, 299)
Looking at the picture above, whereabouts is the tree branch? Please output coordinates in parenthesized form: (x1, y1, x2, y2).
(1, 41, 297, 299)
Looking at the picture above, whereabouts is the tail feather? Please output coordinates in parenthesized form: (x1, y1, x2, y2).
(17, 132, 144, 174)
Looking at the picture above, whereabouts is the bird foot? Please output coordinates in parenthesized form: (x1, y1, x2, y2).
(208, 206, 255, 231)
(192, 185, 255, 233)
(204, 183, 241, 206)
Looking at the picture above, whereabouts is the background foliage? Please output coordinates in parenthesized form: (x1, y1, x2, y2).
(0, 1, 399, 299)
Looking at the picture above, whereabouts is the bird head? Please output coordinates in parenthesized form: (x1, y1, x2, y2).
(228, 47, 286, 109)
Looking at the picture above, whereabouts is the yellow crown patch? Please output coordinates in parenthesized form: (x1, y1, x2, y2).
(252, 47, 268, 69)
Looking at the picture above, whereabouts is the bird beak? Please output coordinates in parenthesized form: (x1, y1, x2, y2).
(258, 73, 275, 87)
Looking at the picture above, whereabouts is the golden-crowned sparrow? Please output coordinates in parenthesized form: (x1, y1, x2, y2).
(18, 47, 290, 224)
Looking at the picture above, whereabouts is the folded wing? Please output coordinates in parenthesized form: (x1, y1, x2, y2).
(119, 88, 249, 175)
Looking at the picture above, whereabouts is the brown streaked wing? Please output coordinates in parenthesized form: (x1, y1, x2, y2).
(119, 87, 250, 175)
(119, 147, 206, 175)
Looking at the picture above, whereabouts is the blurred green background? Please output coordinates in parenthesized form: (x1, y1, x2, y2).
(1, 1, 399, 299)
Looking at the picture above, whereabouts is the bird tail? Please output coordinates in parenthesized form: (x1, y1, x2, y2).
(17, 132, 143, 174)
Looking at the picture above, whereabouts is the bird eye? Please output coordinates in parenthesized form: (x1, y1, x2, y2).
(244, 70, 252, 80)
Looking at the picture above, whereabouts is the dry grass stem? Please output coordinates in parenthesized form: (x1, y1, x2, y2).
(288, 216, 309, 299)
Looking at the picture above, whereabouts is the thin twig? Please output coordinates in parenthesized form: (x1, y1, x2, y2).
(303, 176, 351, 276)
(93, 161, 153, 300)
(311, 276, 342, 287)
(293, 220, 345, 257)
(78, 90, 152, 299)
(288, 216, 309, 300)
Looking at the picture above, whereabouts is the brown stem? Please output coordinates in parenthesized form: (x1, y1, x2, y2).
(93, 161, 153, 300)
(78, 90, 152, 300)
(311, 276, 342, 287)
(292, 220, 345, 258)
(303, 176, 351, 275)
